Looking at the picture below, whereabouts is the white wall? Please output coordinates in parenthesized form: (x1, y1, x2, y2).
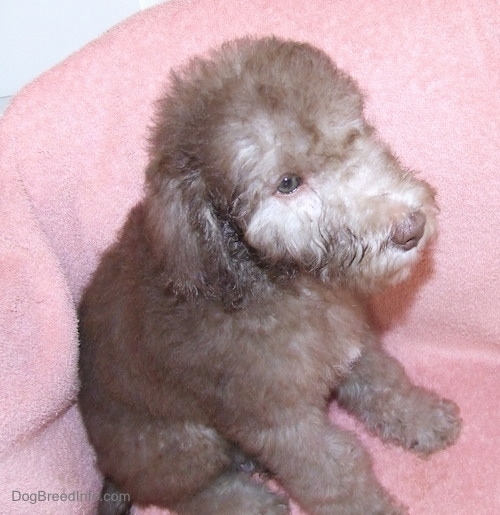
(0, 0, 166, 98)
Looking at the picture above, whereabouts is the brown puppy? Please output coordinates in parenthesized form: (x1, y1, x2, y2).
(78, 37, 461, 515)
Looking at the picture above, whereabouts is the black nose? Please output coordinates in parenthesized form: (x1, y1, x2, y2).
(391, 211, 426, 250)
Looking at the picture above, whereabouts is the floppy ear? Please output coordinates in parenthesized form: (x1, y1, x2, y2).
(143, 159, 253, 308)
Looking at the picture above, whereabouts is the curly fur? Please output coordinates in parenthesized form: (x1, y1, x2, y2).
(78, 37, 461, 515)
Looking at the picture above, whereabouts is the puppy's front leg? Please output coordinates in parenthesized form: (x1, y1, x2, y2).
(234, 412, 404, 515)
(336, 344, 461, 455)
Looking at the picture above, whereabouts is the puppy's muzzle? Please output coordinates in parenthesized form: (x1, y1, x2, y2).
(391, 211, 426, 251)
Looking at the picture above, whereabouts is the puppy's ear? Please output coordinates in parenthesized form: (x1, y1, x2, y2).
(144, 159, 250, 307)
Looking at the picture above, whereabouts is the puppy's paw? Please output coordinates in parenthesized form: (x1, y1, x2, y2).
(405, 396, 462, 455)
(377, 390, 462, 455)
(241, 490, 289, 515)
(174, 473, 289, 515)
(260, 496, 289, 515)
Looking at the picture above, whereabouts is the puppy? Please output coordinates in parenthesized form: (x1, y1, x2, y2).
(78, 37, 461, 515)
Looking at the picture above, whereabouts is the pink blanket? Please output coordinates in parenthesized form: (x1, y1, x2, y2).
(1, 0, 498, 513)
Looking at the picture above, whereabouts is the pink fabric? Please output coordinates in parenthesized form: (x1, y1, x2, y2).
(0, 0, 498, 513)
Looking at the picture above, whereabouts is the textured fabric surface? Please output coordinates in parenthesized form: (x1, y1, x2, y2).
(0, 1, 498, 513)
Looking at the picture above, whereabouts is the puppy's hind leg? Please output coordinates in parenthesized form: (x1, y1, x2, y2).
(173, 472, 289, 515)
(81, 404, 239, 510)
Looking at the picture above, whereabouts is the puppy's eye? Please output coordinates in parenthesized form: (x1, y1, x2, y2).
(277, 175, 301, 194)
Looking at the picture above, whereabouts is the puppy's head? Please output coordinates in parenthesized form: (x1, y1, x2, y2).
(145, 37, 437, 302)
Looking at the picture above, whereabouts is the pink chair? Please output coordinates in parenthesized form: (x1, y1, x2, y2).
(1, 1, 498, 513)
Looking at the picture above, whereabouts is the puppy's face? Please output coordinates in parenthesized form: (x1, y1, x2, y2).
(148, 38, 437, 295)
(204, 43, 437, 292)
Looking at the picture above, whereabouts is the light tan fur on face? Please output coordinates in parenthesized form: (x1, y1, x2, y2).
(78, 37, 460, 515)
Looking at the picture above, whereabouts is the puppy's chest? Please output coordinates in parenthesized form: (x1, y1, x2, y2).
(247, 282, 367, 387)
